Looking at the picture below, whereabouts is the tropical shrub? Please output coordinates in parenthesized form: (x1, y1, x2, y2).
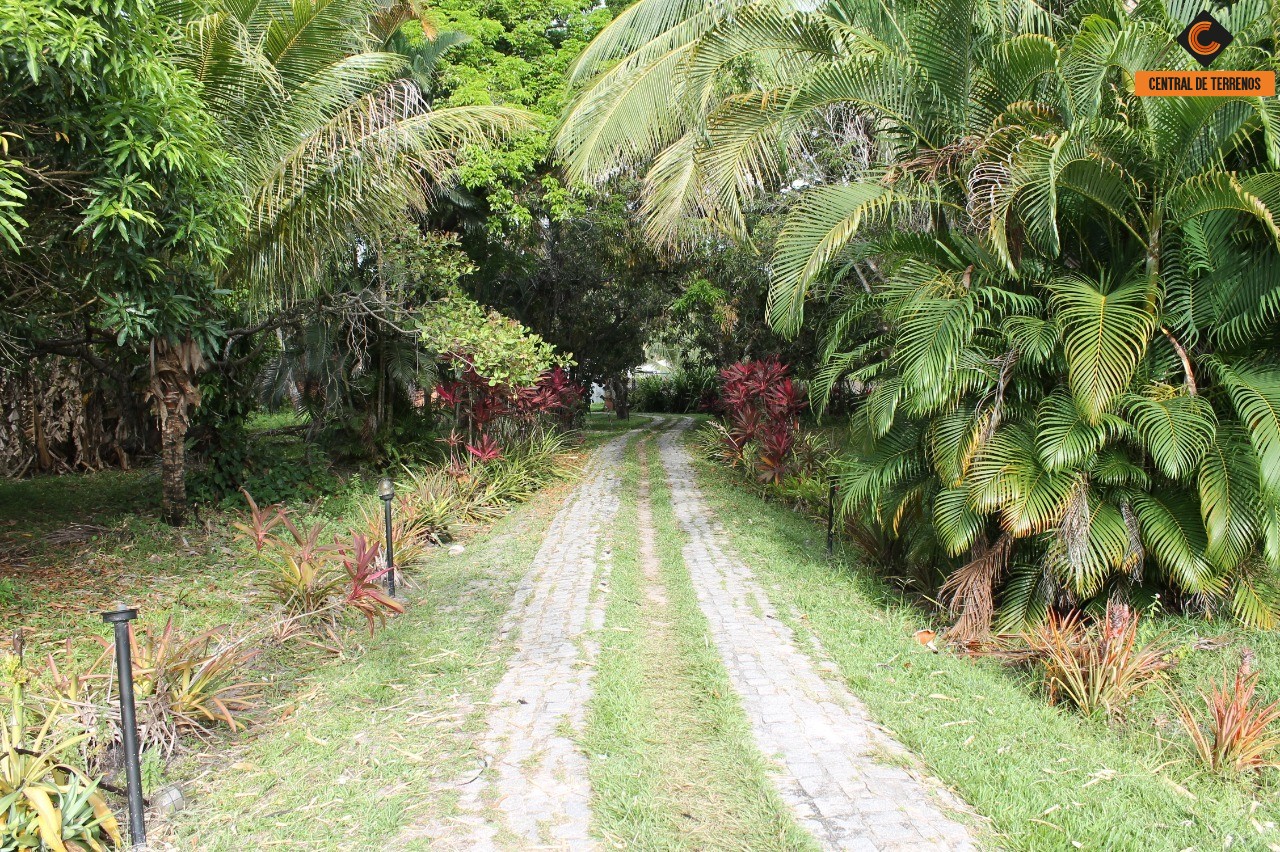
(560, 0, 1280, 630)
(238, 498, 401, 642)
(1, 653, 122, 851)
(35, 621, 260, 770)
(400, 469, 465, 543)
(633, 366, 718, 413)
(515, 367, 586, 430)
(1174, 649, 1280, 773)
(119, 620, 261, 749)
(1016, 603, 1171, 719)
(710, 358, 807, 484)
(336, 534, 405, 635)
(435, 363, 585, 460)
(252, 517, 349, 640)
(355, 493, 435, 571)
(395, 428, 575, 537)
(448, 428, 576, 522)
(191, 434, 337, 506)
(232, 490, 286, 555)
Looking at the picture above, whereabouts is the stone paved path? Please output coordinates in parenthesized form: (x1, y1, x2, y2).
(418, 432, 631, 850)
(655, 421, 979, 851)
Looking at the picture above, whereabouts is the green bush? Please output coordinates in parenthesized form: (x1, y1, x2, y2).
(633, 367, 717, 413)
(190, 429, 338, 506)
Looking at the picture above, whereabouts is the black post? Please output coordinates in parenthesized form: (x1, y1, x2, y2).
(379, 478, 396, 598)
(826, 478, 837, 556)
(101, 604, 146, 849)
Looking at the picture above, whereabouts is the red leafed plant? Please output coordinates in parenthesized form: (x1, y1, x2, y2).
(337, 533, 405, 634)
(714, 358, 807, 482)
(1174, 649, 1280, 772)
(232, 488, 286, 554)
(435, 358, 513, 434)
(466, 434, 503, 463)
(516, 367, 585, 428)
(435, 363, 584, 467)
(756, 422, 797, 484)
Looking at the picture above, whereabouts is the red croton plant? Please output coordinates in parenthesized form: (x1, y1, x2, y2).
(716, 358, 807, 484)
(435, 360, 584, 464)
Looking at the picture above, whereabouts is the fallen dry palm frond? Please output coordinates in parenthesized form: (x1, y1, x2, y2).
(1172, 649, 1280, 773)
(1018, 602, 1172, 718)
(940, 534, 1012, 642)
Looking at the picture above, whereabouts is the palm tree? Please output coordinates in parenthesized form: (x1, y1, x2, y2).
(559, 0, 1280, 629)
(144, 0, 531, 522)
(182, 0, 530, 298)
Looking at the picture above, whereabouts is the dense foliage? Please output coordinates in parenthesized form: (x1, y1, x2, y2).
(0, 0, 552, 521)
(1, 654, 123, 850)
(0, 0, 238, 354)
(561, 0, 1280, 629)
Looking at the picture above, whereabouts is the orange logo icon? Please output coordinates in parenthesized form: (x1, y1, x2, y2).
(1186, 21, 1220, 56)
(1177, 12, 1232, 66)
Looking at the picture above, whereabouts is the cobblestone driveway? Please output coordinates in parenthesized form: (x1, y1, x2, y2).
(416, 432, 629, 850)
(413, 420, 978, 851)
(657, 422, 978, 851)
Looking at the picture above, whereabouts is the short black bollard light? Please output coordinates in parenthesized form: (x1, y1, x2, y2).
(101, 604, 147, 849)
(379, 477, 396, 598)
(826, 477, 837, 556)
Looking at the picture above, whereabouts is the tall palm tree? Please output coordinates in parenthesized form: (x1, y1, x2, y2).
(559, 0, 1280, 629)
(145, 0, 531, 522)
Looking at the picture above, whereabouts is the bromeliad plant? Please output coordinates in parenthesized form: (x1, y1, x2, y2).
(254, 516, 348, 640)
(119, 619, 261, 749)
(561, 0, 1280, 632)
(1, 653, 122, 851)
(238, 495, 411, 642)
(1173, 649, 1280, 773)
(1017, 602, 1171, 719)
(336, 534, 405, 635)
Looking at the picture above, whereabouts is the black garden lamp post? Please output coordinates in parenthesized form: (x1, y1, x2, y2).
(100, 603, 147, 849)
(379, 477, 396, 598)
(826, 476, 837, 556)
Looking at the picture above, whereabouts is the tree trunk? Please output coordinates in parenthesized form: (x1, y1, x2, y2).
(159, 395, 188, 526)
(149, 337, 204, 527)
(610, 377, 631, 420)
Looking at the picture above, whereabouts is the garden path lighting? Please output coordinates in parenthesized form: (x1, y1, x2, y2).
(379, 477, 396, 598)
(826, 476, 837, 556)
(101, 603, 147, 849)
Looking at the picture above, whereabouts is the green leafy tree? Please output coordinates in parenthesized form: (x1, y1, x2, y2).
(177, 0, 533, 298)
(472, 188, 676, 416)
(560, 0, 1280, 629)
(0, 0, 242, 520)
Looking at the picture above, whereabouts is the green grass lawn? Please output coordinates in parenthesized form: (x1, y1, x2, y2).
(160, 472, 579, 848)
(0, 418, 597, 824)
(688, 436, 1280, 852)
(0, 430, 372, 665)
